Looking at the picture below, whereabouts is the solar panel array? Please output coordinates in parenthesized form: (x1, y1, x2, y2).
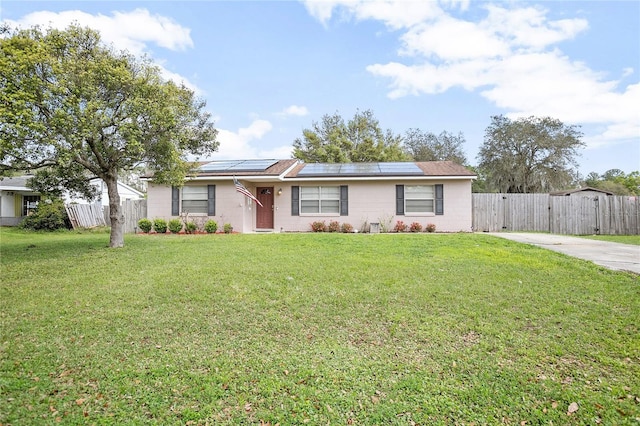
(200, 159, 278, 172)
(298, 162, 423, 176)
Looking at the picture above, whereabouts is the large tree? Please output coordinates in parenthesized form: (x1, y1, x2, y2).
(292, 109, 409, 163)
(403, 129, 468, 165)
(0, 25, 218, 247)
(477, 115, 584, 193)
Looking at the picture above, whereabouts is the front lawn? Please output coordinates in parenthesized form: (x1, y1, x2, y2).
(578, 234, 640, 246)
(1, 229, 638, 424)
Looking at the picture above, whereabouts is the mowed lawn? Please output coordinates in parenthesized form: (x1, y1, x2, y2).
(1, 229, 638, 425)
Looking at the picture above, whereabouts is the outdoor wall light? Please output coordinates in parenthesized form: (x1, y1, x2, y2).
(277, 188, 283, 196)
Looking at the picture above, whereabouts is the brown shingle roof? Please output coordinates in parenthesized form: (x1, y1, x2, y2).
(415, 161, 476, 176)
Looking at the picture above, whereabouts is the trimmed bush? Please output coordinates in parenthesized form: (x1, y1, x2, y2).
(223, 223, 233, 234)
(168, 218, 183, 234)
(341, 223, 354, 233)
(327, 220, 340, 233)
(153, 218, 167, 234)
(425, 223, 436, 233)
(185, 221, 197, 234)
(19, 198, 70, 231)
(137, 218, 152, 233)
(393, 220, 408, 233)
(311, 221, 327, 232)
(204, 220, 218, 234)
(409, 222, 423, 233)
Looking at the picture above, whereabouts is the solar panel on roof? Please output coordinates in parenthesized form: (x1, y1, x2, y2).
(378, 162, 422, 174)
(200, 160, 241, 171)
(226, 160, 277, 171)
(340, 163, 380, 174)
(298, 164, 342, 175)
(200, 159, 278, 172)
(297, 162, 424, 176)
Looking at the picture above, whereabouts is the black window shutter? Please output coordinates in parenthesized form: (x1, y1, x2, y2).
(396, 185, 404, 215)
(171, 186, 180, 216)
(340, 185, 348, 216)
(435, 184, 444, 215)
(291, 186, 299, 216)
(207, 185, 216, 216)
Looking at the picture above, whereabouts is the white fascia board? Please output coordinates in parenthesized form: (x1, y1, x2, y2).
(0, 185, 33, 191)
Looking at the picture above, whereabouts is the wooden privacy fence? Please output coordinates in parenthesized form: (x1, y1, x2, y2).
(103, 199, 147, 234)
(66, 199, 146, 233)
(65, 203, 107, 229)
(473, 194, 640, 235)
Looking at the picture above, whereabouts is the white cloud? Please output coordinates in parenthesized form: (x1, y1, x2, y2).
(309, 1, 638, 150)
(211, 119, 292, 160)
(4, 9, 192, 54)
(303, 0, 443, 29)
(278, 105, 309, 117)
(3, 8, 199, 93)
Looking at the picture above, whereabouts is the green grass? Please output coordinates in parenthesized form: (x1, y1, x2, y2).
(1, 228, 638, 425)
(577, 234, 640, 245)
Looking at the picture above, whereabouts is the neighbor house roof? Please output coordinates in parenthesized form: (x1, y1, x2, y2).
(550, 186, 614, 196)
(0, 176, 37, 192)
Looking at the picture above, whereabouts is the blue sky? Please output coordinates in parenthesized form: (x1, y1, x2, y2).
(2, 1, 639, 176)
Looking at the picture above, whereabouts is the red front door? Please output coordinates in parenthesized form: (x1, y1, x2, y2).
(256, 187, 274, 229)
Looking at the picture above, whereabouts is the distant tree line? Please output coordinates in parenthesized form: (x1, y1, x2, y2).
(292, 110, 630, 194)
(583, 169, 640, 196)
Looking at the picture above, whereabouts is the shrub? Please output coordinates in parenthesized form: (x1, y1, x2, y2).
(311, 221, 327, 232)
(153, 218, 167, 234)
(19, 198, 70, 231)
(168, 218, 183, 233)
(425, 223, 436, 233)
(327, 220, 340, 233)
(409, 222, 423, 232)
(185, 221, 197, 234)
(223, 223, 233, 234)
(393, 220, 407, 233)
(341, 223, 354, 233)
(204, 220, 218, 234)
(137, 218, 152, 233)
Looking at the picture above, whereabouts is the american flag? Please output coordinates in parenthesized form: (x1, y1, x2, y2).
(233, 176, 264, 207)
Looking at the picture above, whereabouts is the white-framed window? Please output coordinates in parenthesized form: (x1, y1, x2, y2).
(181, 186, 208, 214)
(404, 185, 434, 213)
(300, 186, 340, 214)
(23, 195, 40, 216)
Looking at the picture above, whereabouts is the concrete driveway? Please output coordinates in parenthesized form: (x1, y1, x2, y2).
(487, 233, 640, 274)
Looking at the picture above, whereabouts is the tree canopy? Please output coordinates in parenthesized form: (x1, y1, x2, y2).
(0, 24, 218, 247)
(477, 115, 584, 193)
(292, 110, 409, 163)
(403, 129, 468, 165)
(584, 169, 640, 195)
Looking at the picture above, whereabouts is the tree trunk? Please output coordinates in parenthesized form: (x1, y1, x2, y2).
(105, 176, 124, 248)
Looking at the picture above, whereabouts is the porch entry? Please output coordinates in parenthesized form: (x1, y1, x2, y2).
(256, 187, 274, 229)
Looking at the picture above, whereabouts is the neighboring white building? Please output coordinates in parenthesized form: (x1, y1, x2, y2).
(0, 176, 145, 226)
(65, 179, 145, 207)
(0, 176, 41, 226)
